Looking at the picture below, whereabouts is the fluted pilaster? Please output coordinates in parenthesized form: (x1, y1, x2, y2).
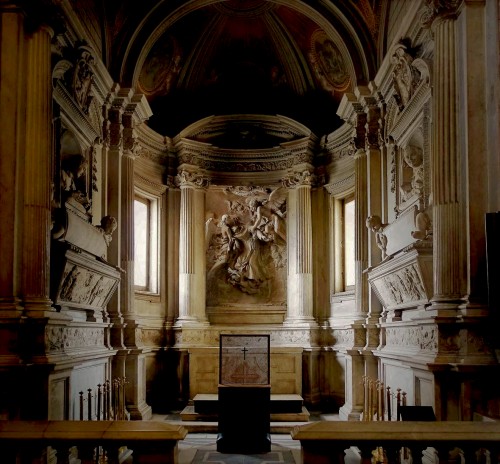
(284, 171, 316, 326)
(354, 148, 369, 317)
(429, 7, 466, 307)
(104, 96, 125, 348)
(176, 170, 209, 326)
(22, 24, 54, 313)
(364, 97, 383, 323)
(120, 110, 137, 320)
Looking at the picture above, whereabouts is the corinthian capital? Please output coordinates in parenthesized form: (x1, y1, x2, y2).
(282, 170, 314, 189)
(175, 170, 210, 189)
(421, 0, 462, 27)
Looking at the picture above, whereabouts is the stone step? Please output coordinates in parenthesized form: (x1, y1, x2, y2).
(193, 393, 304, 415)
(179, 404, 310, 423)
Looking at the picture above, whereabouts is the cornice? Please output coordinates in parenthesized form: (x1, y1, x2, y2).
(324, 173, 355, 198)
(389, 82, 431, 142)
(323, 122, 356, 164)
(175, 137, 315, 174)
(135, 171, 168, 195)
(54, 81, 100, 145)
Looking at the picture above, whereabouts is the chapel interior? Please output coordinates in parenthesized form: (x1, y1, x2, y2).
(1, 0, 500, 428)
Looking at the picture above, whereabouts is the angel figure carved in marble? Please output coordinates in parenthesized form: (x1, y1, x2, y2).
(208, 188, 287, 296)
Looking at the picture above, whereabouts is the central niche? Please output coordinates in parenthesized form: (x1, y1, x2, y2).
(205, 185, 287, 315)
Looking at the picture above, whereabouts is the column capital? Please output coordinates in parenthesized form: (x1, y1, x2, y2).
(282, 170, 314, 189)
(175, 169, 210, 189)
(421, 0, 462, 28)
(21, 0, 65, 36)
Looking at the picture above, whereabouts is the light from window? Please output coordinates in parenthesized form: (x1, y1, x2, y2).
(344, 199, 355, 288)
(134, 199, 149, 289)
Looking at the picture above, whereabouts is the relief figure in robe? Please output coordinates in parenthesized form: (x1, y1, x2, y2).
(207, 189, 286, 297)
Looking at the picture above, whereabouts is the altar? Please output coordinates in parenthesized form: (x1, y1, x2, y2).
(216, 334, 271, 453)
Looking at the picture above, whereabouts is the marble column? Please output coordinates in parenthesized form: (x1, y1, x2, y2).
(427, 3, 466, 310)
(22, 23, 54, 314)
(176, 170, 209, 326)
(284, 170, 316, 326)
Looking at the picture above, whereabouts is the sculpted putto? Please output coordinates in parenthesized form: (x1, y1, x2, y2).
(97, 216, 118, 246)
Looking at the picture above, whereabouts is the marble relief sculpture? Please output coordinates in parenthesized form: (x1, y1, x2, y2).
(72, 49, 94, 114)
(206, 187, 287, 302)
(400, 144, 424, 201)
(60, 153, 91, 211)
(97, 216, 118, 246)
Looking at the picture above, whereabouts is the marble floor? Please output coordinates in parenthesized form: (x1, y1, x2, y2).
(178, 433, 301, 464)
(153, 410, 356, 464)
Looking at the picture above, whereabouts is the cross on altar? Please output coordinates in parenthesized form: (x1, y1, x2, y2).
(219, 334, 270, 386)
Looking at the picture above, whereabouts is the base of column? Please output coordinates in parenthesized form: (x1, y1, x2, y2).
(128, 400, 153, 421)
(339, 403, 363, 421)
(283, 317, 318, 328)
(174, 317, 210, 328)
(23, 297, 55, 316)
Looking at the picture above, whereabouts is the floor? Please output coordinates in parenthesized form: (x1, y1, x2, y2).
(177, 433, 301, 464)
(153, 410, 345, 464)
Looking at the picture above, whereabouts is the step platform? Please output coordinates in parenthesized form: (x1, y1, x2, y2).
(180, 393, 310, 422)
